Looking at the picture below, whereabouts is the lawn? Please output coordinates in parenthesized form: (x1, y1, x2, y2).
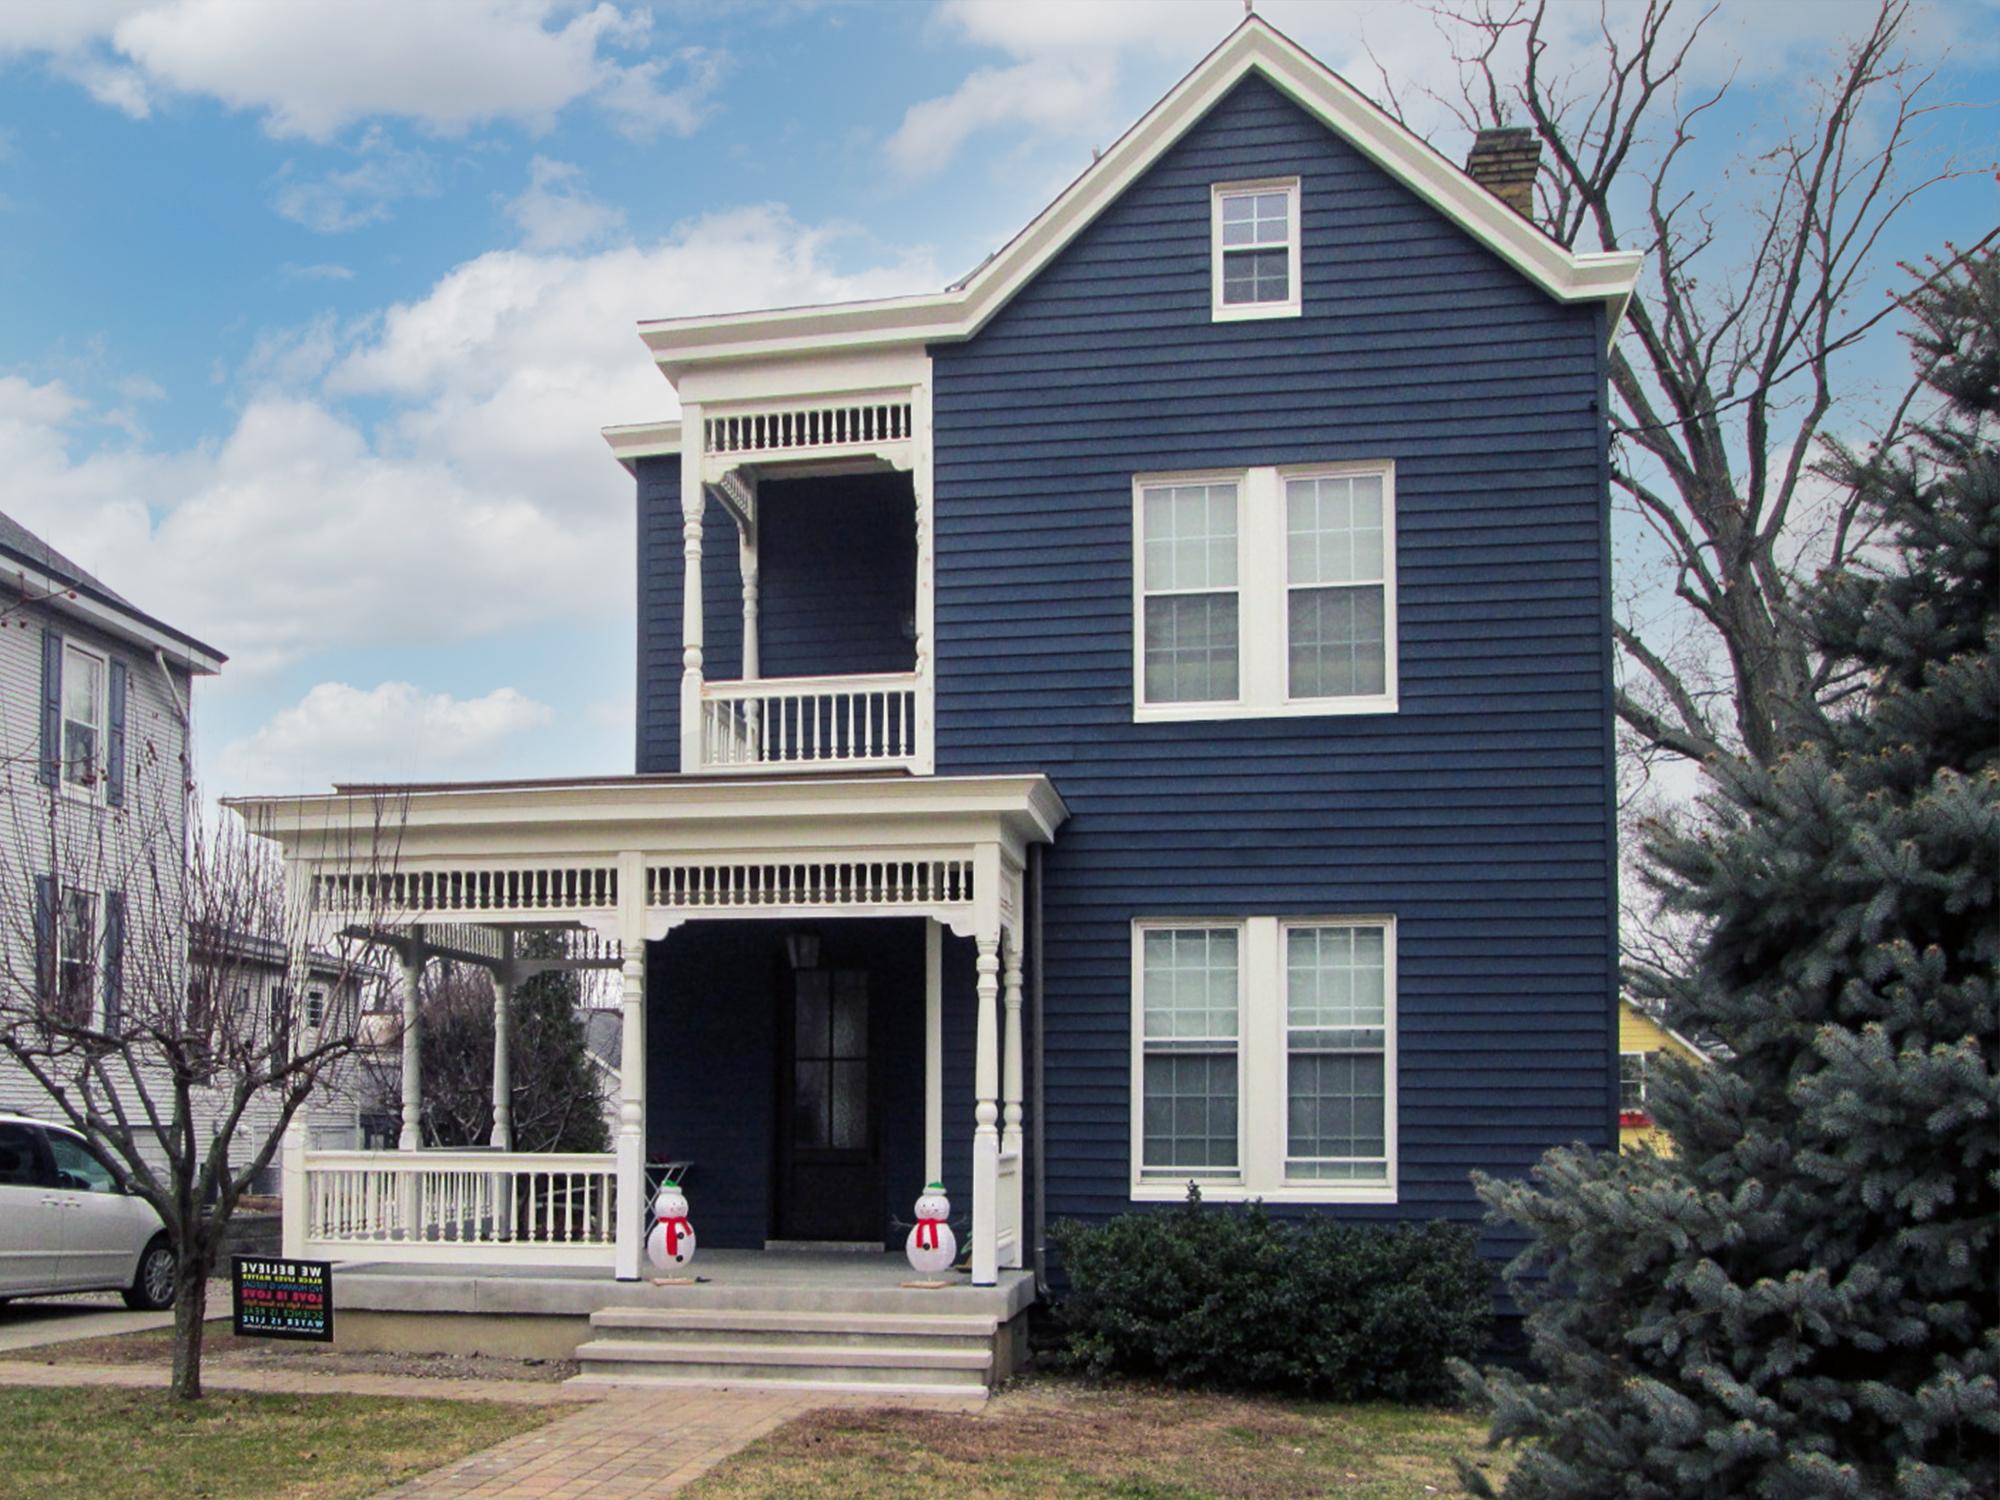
(0, 1386, 556, 1500)
(684, 1379, 1506, 1499)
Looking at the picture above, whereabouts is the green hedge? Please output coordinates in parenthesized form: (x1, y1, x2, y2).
(1048, 1194, 1490, 1401)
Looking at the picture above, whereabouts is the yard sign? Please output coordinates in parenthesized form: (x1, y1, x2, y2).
(232, 1255, 334, 1342)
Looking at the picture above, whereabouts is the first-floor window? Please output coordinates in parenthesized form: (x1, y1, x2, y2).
(1133, 916, 1396, 1202)
(1139, 927, 1241, 1180)
(1619, 1052, 1649, 1114)
(55, 887, 95, 1026)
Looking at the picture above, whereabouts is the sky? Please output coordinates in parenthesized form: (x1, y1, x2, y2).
(0, 0, 1993, 803)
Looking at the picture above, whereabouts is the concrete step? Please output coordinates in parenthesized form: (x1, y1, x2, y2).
(565, 1372, 990, 1400)
(572, 1337, 993, 1390)
(588, 1306, 999, 1350)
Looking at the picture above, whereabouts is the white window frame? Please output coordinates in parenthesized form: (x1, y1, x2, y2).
(1619, 1051, 1649, 1114)
(1129, 915, 1397, 1205)
(1133, 461, 1397, 721)
(59, 640, 108, 801)
(1211, 178, 1302, 321)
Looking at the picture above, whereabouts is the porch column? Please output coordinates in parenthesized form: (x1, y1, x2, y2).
(615, 852, 649, 1281)
(398, 933, 424, 1151)
(678, 407, 705, 773)
(971, 930, 1001, 1286)
(490, 929, 514, 1151)
(1001, 930, 1025, 1270)
(739, 532, 759, 682)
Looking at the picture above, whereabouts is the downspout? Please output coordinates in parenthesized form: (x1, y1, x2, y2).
(1029, 842, 1047, 1293)
(153, 648, 191, 728)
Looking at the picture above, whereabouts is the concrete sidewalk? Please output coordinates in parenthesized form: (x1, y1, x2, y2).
(0, 1285, 230, 1355)
(0, 1358, 590, 1406)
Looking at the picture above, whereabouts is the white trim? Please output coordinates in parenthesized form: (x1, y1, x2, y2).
(1128, 914, 1397, 1205)
(13, 561, 224, 675)
(632, 17, 1639, 376)
(1210, 177, 1301, 322)
(924, 917, 943, 1181)
(1133, 462, 1397, 721)
(601, 420, 682, 474)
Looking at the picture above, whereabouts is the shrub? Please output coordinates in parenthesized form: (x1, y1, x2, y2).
(1048, 1193, 1490, 1401)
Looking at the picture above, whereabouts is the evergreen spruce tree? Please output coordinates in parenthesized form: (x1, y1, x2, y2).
(1460, 253, 2000, 1498)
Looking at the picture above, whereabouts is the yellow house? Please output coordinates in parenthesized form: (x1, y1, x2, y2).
(1619, 999, 1707, 1153)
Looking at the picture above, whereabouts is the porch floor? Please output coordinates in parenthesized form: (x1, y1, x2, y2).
(331, 1251, 1036, 1322)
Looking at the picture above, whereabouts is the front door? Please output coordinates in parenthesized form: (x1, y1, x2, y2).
(776, 966, 881, 1242)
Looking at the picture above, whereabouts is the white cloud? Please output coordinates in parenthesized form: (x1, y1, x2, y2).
(217, 681, 554, 793)
(0, 205, 941, 683)
(886, 56, 1118, 182)
(0, 0, 722, 143)
(503, 157, 626, 251)
(270, 131, 439, 234)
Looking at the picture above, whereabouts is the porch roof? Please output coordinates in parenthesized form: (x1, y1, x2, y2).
(224, 773, 1066, 942)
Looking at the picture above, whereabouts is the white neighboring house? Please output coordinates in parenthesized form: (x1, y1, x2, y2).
(0, 510, 232, 1174)
(582, 1007, 622, 1148)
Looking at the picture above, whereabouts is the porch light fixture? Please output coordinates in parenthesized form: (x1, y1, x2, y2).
(784, 933, 821, 971)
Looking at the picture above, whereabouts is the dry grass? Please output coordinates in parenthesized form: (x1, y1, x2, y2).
(24, 1325, 577, 1383)
(686, 1378, 1506, 1499)
(0, 1385, 554, 1500)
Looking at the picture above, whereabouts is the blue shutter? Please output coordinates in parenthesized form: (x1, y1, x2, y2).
(32, 876, 54, 1001)
(102, 892, 125, 1032)
(39, 631, 62, 788)
(106, 660, 128, 807)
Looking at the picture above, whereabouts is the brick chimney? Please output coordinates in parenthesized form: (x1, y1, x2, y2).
(1465, 127, 1540, 220)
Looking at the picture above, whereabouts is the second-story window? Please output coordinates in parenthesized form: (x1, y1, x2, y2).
(56, 887, 95, 1027)
(61, 642, 106, 791)
(1212, 178, 1301, 320)
(1134, 463, 1397, 720)
(1139, 481, 1240, 704)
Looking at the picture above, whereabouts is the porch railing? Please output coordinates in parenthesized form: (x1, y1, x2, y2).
(699, 672, 922, 772)
(289, 1149, 618, 1266)
(996, 1148, 1023, 1270)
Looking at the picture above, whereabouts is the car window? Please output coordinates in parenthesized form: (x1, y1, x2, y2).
(45, 1132, 118, 1193)
(0, 1124, 42, 1188)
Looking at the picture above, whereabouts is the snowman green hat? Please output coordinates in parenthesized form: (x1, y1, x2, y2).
(925, 1181, 946, 1192)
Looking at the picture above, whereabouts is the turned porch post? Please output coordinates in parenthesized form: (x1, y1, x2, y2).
(490, 928, 514, 1151)
(678, 406, 705, 773)
(1001, 927, 1025, 1269)
(398, 930, 424, 1152)
(614, 853, 649, 1281)
(971, 929, 1001, 1287)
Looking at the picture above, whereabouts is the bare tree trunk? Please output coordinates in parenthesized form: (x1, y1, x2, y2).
(170, 1249, 210, 1402)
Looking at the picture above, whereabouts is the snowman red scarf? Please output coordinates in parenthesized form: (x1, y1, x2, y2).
(915, 1217, 946, 1250)
(660, 1215, 692, 1255)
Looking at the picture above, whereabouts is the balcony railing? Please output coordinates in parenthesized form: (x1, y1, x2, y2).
(699, 672, 922, 772)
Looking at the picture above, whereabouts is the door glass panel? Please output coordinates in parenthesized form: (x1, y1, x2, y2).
(793, 1060, 829, 1148)
(831, 974, 868, 1056)
(830, 1060, 868, 1149)
(46, 1134, 116, 1193)
(794, 971, 829, 1056)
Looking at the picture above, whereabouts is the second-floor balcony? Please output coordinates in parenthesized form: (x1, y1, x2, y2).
(670, 393, 932, 776)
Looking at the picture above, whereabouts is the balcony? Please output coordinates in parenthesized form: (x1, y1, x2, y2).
(699, 670, 923, 772)
(674, 397, 933, 776)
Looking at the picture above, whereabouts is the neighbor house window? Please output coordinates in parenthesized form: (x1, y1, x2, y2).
(55, 888, 95, 1027)
(1620, 1052, 1649, 1115)
(1134, 463, 1396, 719)
(61, 642, 106, 791)
(305, 989, 326, 1028)
(1138, 927, 1241, 1180)
(1138, 481, 1240, 705)
(1212, 179, 1301, 320)
(1132, 916, 1396, 1203)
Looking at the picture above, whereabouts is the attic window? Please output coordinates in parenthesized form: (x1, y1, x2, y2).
(1212, 179, 1301, 321)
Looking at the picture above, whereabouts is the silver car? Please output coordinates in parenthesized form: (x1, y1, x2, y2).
(0, 1113, 176, 1310)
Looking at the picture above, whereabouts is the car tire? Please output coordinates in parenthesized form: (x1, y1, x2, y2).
(122, 1237, 177, 1311)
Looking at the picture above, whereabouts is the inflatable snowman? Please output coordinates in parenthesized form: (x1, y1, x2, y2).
(904, 1182, 956, 1274)
(645, 1182, 697, 1272)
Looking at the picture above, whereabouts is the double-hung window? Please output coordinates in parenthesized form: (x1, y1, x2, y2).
(1212, 179, 1301, 320)
(1132, 916, 1396, 1203)
(1139, 482, 1240, 705)
(61, 642, 106, 792)
(55, 887, 95, 1028)
(1619, 1053, 1649, 1115)
(1138, 927, 1241, 1181)
(1135, 463, 1396, 718)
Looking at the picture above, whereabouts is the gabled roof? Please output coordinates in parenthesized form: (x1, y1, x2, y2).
(0, 507, 226, 672)
(637, 15, 1641, 376)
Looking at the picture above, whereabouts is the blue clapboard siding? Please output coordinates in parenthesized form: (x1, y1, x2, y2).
(927, 73, 1619, 1247)
(634, 464, 916, 773)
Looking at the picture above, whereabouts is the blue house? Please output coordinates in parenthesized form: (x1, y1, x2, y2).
(237, 17, 1638, 1389)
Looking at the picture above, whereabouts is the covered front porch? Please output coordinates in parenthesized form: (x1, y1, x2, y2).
(231, 774, 1066, 1292)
